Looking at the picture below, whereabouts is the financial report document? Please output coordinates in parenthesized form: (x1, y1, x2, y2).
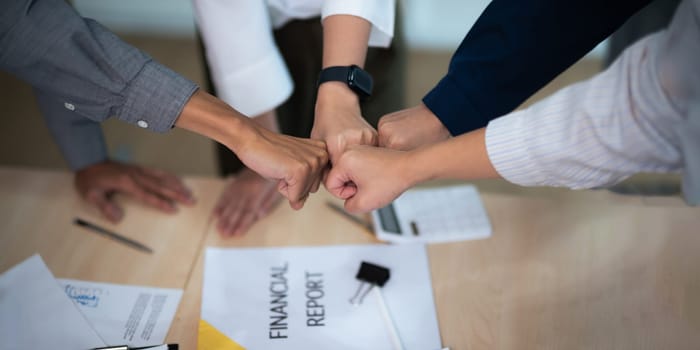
(201, 244, 443, 350)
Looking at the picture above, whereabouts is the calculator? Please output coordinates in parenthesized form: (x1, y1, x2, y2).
(371, 184, 492, 244)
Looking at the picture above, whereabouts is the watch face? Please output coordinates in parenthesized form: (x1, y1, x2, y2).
(348, 66, 373, 97)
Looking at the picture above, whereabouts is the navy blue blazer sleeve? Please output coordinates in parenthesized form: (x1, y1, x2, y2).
(422, 0, 652, 136)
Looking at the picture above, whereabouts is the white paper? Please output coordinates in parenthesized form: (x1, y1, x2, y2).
(0, 255, 106, 349)
(59, 279, 183, 347)
(202, 244, 442, 350)
(373, 184, 492, 244)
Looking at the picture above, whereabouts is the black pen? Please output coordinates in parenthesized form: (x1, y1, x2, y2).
(324, 201, 385, 244)
(325, 201, 373, 231)
(74, 218, 153, 254)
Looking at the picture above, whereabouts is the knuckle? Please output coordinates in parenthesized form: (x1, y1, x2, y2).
(377, 123, 390, 135)
(364, 129, 376, 141)
(385, 136, 399, 148)
(295, 162, 311, 176)
(378, 128, 395, 143)
(310, 156, 320, 170)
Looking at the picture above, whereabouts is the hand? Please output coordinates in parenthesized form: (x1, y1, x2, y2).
(325, 145, 414, 213)
(214, 168, 281, 237)
(174, 90, 327, 210)
(311, 83, 378, 163)
(235, 125, 328, 210)
(75, 160, 195, 222)
(378, 103, 451, 150)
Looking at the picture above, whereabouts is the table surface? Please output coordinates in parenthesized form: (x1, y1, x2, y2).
(1, 166, 699, 349)
(0, 167, 221, 288)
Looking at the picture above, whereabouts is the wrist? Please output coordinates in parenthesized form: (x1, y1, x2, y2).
(176, 90, 255, 154)
(317, 65, 372, 101)
(393, 150, 424, 190)
(403, 147, 439, 186)
(222, 115, 259, 155)
(315, 83, 360, 115)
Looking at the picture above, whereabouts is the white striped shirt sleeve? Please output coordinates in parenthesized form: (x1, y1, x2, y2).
(484, 7, 699, 191)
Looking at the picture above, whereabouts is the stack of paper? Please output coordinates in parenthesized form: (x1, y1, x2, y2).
(0, 255, 106, 349)
(0, 255, 182, 348)
(201, 244, 443, 350)
(59, 279, 183, 347)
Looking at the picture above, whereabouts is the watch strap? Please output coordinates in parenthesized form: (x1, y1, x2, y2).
(318, 65, 373, 99)
(317, 66, 352, 85)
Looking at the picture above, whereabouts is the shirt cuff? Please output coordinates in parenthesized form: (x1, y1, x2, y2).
(211, 49, 293, 117)
(322, 0, 395, 48)
(422, 74, 490, 136)
(485, 110, 549, 187)
(118, 60, 199, 133)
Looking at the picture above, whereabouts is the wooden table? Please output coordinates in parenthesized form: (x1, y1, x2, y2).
(168, 185, 700, 349)
(0, 166, 221, 288)
(1, 166, 699, 349)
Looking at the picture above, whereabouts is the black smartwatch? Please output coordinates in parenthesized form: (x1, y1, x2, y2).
(317, 65, 373, 99)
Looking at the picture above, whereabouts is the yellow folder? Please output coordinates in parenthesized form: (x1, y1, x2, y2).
(198, 319, 245, 350)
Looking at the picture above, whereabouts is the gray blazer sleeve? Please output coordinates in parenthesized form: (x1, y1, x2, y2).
(34, 89, 108, 171)
(0, 0, 198, 133)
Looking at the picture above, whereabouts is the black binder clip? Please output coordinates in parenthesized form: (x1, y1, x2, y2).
(349, 261, 390, 305)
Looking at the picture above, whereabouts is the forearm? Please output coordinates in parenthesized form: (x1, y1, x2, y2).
(321, 14, 371, 68)
(321, 0, 395, 48)
(316, 15, 372, 110)
(405, 128, 500, 187)
(175, 90, 255, 154)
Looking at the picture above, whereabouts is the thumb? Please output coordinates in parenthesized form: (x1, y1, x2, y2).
(343, 193, 365, 214)
(277, 179, 307, 210)
(325, 166, 357, 200)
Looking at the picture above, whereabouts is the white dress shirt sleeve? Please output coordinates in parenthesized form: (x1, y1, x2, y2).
(192, 0, 293, 117)
(322, 0, 395, 48)
(484, 0, 699, 192)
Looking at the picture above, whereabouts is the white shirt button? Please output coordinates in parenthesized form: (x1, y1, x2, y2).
(64, 102, 75, 111)
(137, 120, 149, 129)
